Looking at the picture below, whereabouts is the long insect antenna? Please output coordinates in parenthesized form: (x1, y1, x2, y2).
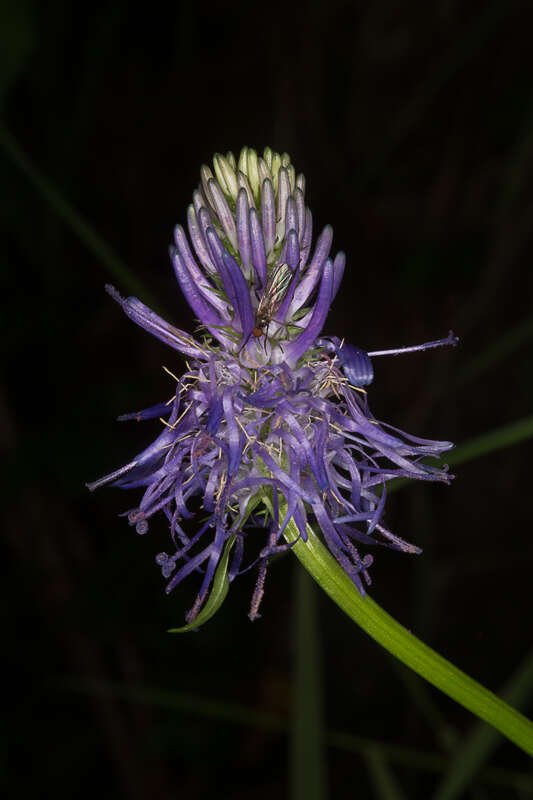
(239, 329, 253, 354)
(262, 321, 270, 354)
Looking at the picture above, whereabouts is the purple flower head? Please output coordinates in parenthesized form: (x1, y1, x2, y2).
(88, 147, 457, 625)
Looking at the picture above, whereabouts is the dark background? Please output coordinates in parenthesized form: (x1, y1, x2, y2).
(2, 1, 533, 797)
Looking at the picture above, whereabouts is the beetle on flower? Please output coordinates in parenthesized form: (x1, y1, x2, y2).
(88, 147, 457, 625)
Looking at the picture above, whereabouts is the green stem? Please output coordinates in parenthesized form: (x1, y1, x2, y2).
(282, 515, 533, 757)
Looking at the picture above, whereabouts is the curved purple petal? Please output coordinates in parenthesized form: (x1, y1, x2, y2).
(331, 251, 345, 302)
(221, 251, 254, 339)
(208, 178, 237, 249)
(261, 178, 276, 254)
(105, 284, 206, 357)
(284, 258, 334, 365)
(170, 249, 225, 328)
(299, 208, 313, 267)
(291, 225, 333, 312)
(187, 204, 216, 273)
(295, 189, 306, 244)
(276, 168, 290, 235)
(173, 225, 227, 315)
(236, 188, 252, 272)
(249, 208, 267, 288)
(285, 196, 298, 237)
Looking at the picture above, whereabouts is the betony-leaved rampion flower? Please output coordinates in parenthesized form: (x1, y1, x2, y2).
(88, 147, 457, 623)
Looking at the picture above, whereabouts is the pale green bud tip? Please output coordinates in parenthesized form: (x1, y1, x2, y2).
(205, 147, 297, 205)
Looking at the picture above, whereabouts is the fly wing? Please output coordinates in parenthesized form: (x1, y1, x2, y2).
(256, 262, 293, 322)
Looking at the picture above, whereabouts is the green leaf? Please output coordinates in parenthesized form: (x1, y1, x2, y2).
(280, 512, 533, 757)
(168, 534, 236, 633)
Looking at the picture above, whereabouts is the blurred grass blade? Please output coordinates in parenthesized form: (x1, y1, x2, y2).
(447, 415, 533, 467)
(366, 748, 407, 800)
(393, 663, 457, 752)
(291, 562, 328, 800)
(389, 414, 533, 494)
(433, 647, 533, 800)
(282, 516, 533, 757)
(0, 121, 157, 306)
(69, 680, 533, 792)
(455, 316, 533, 388)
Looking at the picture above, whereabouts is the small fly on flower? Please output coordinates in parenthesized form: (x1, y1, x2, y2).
(245, 262, 294, 350)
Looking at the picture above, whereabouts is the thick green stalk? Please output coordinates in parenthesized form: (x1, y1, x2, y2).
(282, 514, 533, 757)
